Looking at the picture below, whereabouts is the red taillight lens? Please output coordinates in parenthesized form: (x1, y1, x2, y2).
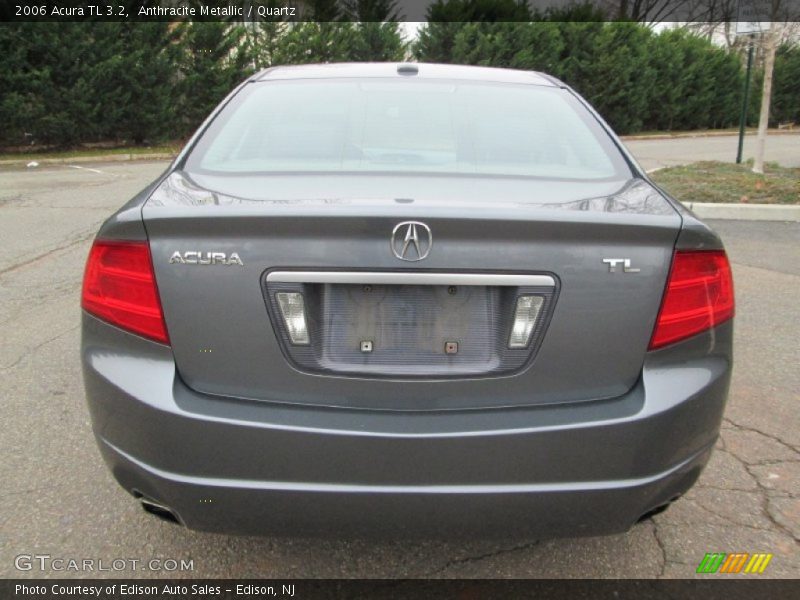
(649, 250, 734, 350)
(81, 240, 169, 344)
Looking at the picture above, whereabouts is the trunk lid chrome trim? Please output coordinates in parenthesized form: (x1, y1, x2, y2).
(266, 271, 556, 287)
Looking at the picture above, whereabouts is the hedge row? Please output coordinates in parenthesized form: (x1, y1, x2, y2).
(0, 21, 406, 147)
(416, 21, 799, 134)
(1, 20, 797, 148)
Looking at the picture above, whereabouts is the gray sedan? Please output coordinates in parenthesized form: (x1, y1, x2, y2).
(81, 63, 734, 538)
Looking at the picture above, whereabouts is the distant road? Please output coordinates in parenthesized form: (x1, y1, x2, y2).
(625, 132, 800, 172)
(1, 132, 796, 174)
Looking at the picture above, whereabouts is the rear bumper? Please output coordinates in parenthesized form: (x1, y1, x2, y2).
(97, 438, 713, 538)
(83, 314, 731, 538)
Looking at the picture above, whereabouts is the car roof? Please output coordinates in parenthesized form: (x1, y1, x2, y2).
(255, 62, 558, 87)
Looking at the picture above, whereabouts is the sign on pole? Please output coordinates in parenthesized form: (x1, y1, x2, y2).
(735, 0, 772, 36)
(736, 21, 766, 36)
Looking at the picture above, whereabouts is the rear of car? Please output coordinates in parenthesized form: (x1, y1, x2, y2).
(81, 63, 733, 538)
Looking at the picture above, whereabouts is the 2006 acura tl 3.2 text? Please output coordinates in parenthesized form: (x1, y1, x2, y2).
(81, 63, 734, 538)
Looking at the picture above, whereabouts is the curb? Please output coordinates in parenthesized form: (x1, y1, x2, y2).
(684, 202, 800, 222)
(0, 152, 176, 167)
(622, 130, 799, 141)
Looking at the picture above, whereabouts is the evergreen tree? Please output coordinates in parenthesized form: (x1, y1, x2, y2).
(344, 1, 408, 62)
(310, 0, 346, 21)
(548, 21, 605, 87)
(175, 23, 252, 135)
(671, 33, 722, 130)
(271, 22, 359, 64)
(505, 22, 563, 73)
(573, 23, 656, 134)
(0, 24, 97, 146)
(2, 16, 795, 148)
(0, 24, 40, 146)
(413, 22, 467, 63)
(772, 44, 800, 125)
(450, 22, 563, 72)
(88, 23, 181, 144)
(703, 43, 742, 130)
(413, 0, 532, 63)
(644, 29, 687, 131)
(540, 1, 606, 22)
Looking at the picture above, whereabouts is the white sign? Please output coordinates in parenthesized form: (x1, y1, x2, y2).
(736, 21, 767, 35)
(736, 0, 773, 35)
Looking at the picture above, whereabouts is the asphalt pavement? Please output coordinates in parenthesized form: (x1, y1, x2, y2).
(0, 151, 798, 579)
(624, 132, 800, 171)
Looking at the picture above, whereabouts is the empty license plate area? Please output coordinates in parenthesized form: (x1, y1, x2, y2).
(263, 272, 557, 378)
(323, 283, 502, 365)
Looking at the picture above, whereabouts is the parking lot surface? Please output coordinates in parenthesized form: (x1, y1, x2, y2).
(624, 132, 800, 170)
(0, 158, 797, 579)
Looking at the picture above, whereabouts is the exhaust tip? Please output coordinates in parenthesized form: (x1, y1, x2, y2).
(133, 491, 181, 525)
(637, 495, 681, 523)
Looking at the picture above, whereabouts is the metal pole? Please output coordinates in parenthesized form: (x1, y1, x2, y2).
(736, 37, 755, 164)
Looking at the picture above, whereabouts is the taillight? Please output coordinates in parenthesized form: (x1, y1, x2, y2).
(81, 240, 169, 344)
(649, 250, 734, 350)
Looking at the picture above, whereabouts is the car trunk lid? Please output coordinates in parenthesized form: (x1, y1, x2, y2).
(142, 171, 680, 410)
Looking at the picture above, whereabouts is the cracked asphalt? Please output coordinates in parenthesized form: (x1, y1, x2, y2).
(0, 160, 798, 579)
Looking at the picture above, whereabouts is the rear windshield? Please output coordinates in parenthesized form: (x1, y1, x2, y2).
(185, 79, 630, 180)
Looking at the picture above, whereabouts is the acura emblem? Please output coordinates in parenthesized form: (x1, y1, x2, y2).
(391, 221, 432, 261)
